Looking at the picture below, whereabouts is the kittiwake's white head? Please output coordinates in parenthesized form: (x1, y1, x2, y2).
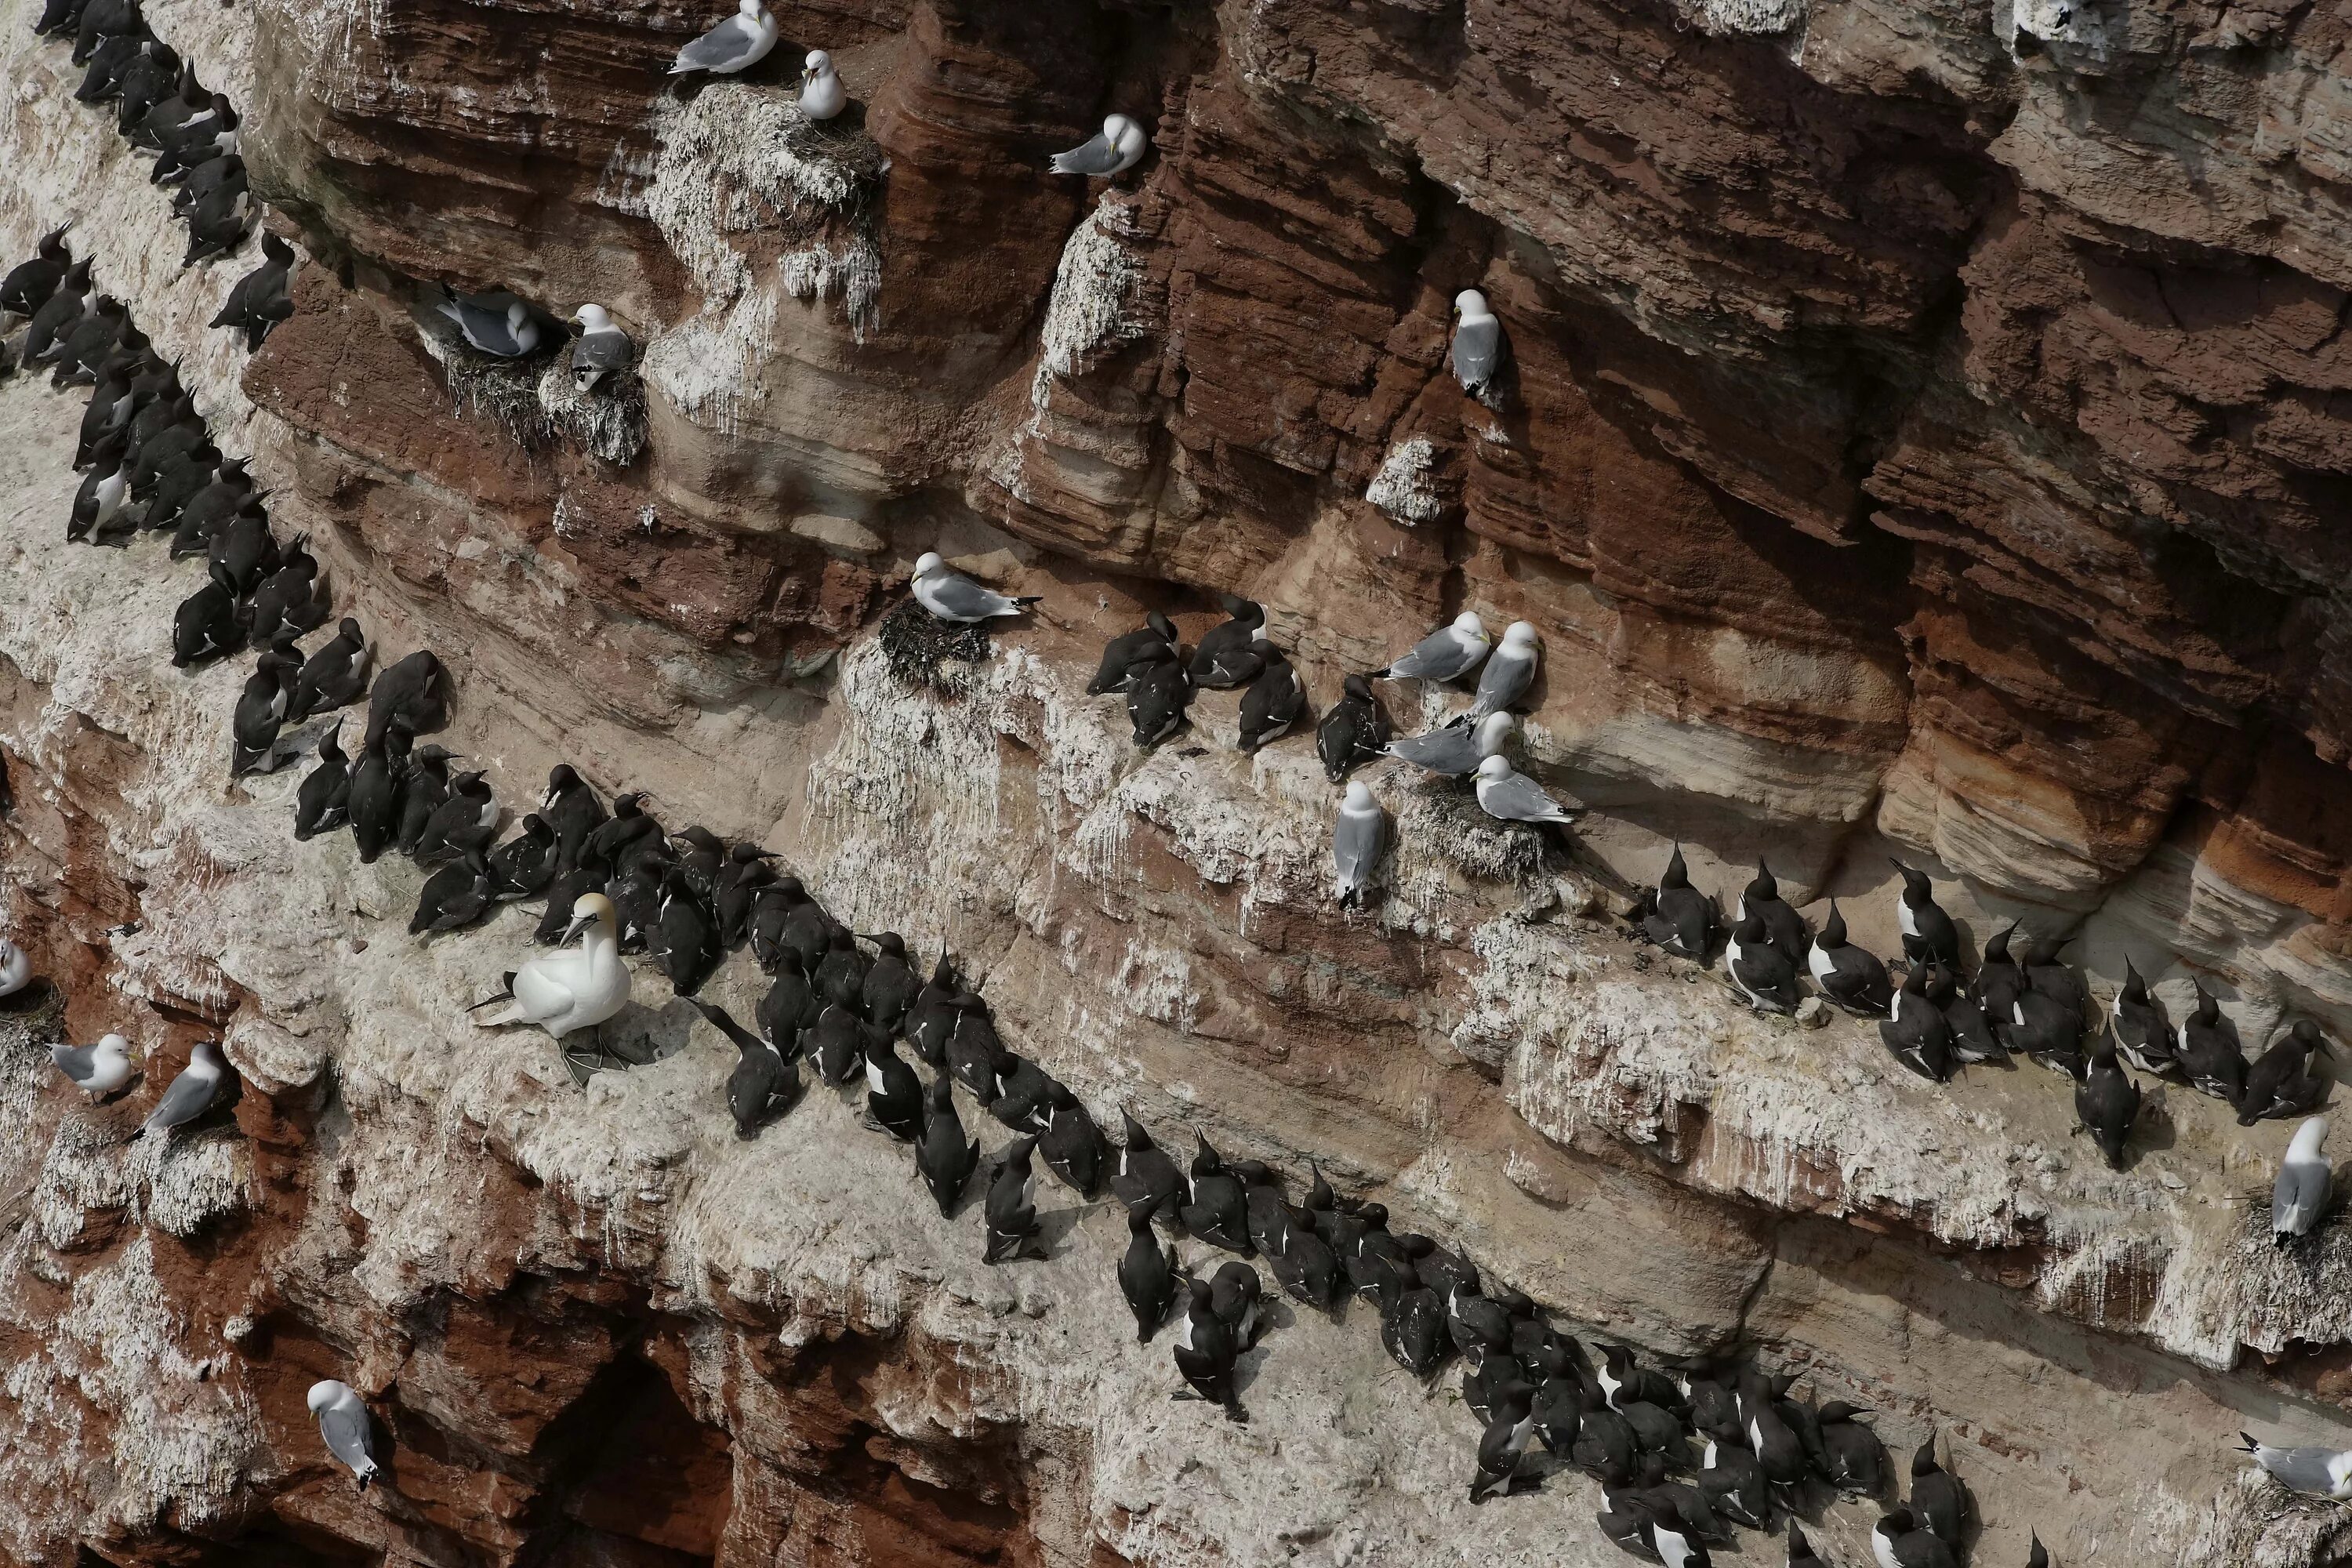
(1455, 289, 1491, 320)
(573, 303, 612, 332)
(1343, 780, 1374, 811)
(1451, 611, 1488, 641)
(804, 48, 833, 74)
(306, 1381, 343, 1414)
(1473, 711, 1515, 756)
(914, 551, 945, 576)
(1477, 754, 1512, 782)
(1500, 620, 1539, 652)
(1102, 113, 1134, 140)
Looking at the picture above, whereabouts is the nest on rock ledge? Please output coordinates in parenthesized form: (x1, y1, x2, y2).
(427, 334, 559, 452)
(1401, 771, 1550, 887)
(879, 599, 993, 696)
(536, 363, 648, 468)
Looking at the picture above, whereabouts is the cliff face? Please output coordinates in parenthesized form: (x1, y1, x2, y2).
(9, 0, 2352, 1561)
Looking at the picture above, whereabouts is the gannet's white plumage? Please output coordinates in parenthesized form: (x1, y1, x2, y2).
(1334, 781, 1387, 906)
(911, 551, 1037, 622)
(1469, 621, 1539, 717)
(308, 1381, 381, 1489)
(2274, 1116, 2332, 1245)
(1382, 611, 1490, 681)
(670, 0, 779, 76)
(1450, 289, 1504, 394)
(474, 893, 631, 1040)
(1049, 114, 1149, 176)
(50, 1032, 133, 1097)
(798, 49, 846, 120)
(1475, 753, 1578, 826)
(0, 938, 30, 999)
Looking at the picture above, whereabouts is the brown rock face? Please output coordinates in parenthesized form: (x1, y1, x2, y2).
(12, 0, 2352, 1559)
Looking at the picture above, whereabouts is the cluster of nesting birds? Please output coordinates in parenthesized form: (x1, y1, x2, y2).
(1616, 840, 2339, 1181)
(1047, 583, 1572, 906)
(445, 0, 1511, 401)
(4, 0, 2349, 1537)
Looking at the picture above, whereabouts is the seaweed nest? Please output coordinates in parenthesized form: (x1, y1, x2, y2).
(1400, 773, 1549, 886)
(879, 597, 992, 695)
(423, 330, 558, 452)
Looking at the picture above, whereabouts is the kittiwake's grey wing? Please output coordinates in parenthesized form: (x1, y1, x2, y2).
(1335, 812, 1386, 890)
(456, 303, 521, 356)
(2276, 1163, 2330, 1232)
(143, 1068, 217, 1131)
(1049, 131, 1120, 176)
(1484, 773, 1577, 824)
(1452, 317, 1501, 389)
(319, 1403, 376, 1473)
(1393, 631, 1482, 681)
(673, 14, 757, 71)
(574, 331, 632, 376)
(2263, 1446, 2343, 1493)
(927, 575, 1018, 619)
(1470, 648, 1534, 717)
(1388, 724, 1477, 773)
(51, 1044, 96, 1083)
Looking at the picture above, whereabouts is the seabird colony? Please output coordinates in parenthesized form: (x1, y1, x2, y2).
(2, 0, 2343, 1551)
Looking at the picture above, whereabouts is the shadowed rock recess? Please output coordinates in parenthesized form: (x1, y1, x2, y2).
(9, 0, 2352, 1558)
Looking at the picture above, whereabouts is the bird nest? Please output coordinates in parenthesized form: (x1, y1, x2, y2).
(878, 598, 992, 695)
(536, 364, 648, 467)
(1400, 773, 1549, 887)
(425, 332, 558, 452)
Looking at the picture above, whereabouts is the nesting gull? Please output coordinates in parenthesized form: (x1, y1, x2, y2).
(1470, 621, 1539, 717)
(1387, 711, 1513, 777)
(1378, 610, 1489, 682)
(307, 1381, 382, 1490)
(2274, 1116, 2332, 1246)
(1450, 289, 1504, 397)
(669, 0, 780, 77)
(2241, 1432, 2352, 1499)
(1334, 780, 1388, 907)
(140, 1039, 229, 1137)
(568, 304, 633, 394)
(1475, 754, 1577, 826)
(437, 292, 540, 358)
(798, 49, 846, 119)
(50, 1032, 134, 1097)
(1049, 114, 1149, 177)
(911, 551, 1040, 623)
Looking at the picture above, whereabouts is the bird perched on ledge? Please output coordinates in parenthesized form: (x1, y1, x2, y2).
(567, 303, 633, 394)
(1049, 113, 1149, 177)
(910, 552, 1040, 623)
(797, 49, 846, 120)
(467, 893, 630, 1040)
(438, 292, 540, 358)
(668, 0, 778, 77)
